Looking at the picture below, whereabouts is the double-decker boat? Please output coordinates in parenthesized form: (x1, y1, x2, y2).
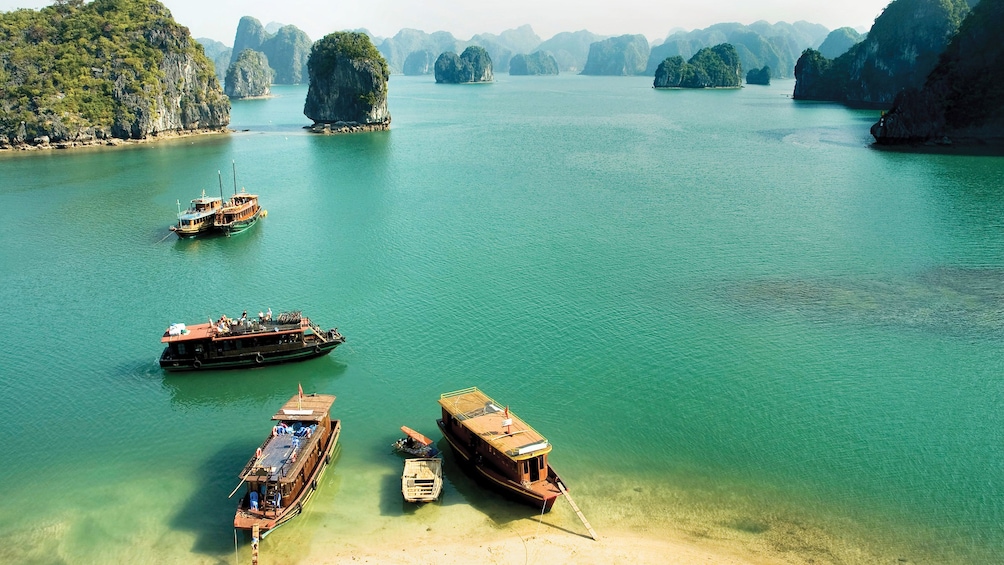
(233, 391, 340, 537)
(437, 387, 565, 512)
(215, 188, 262, 236)
(159, 310, 345, 371)
(169, 191, 222, 237)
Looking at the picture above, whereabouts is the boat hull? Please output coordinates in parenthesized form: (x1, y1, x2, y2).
(436, 418, 561, 512)
(159, 339, 342, 371)
(219, 210, 261, 236)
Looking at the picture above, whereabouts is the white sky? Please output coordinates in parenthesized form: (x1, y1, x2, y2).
(0, 0, 889, 44)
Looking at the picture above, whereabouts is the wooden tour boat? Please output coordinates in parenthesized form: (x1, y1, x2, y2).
(159, 310, 345, 371)
(215, 188, 263, 236)
(169, 190, 222, 238)
(437, 387, 565, 512)
(233, 391, 340, 537)
(392, 426, 439, 458)
(401, 457, 443, 503)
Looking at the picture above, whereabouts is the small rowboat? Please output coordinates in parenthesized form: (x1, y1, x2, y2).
(392, 426, 439, 458)
(402, 457, 443, 503)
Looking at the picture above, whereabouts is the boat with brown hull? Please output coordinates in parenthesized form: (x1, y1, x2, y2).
(233, 392, 340, 537)
(159, 310, 344, 371)
(169, 191, 223, 238)
(437, 387, 565, 512)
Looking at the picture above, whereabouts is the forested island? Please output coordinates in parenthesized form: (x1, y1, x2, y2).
(303, 31, 391, 133)
(0, 0, 228, 149)
(434, 46, 494, 83)
(654, 44, 742, 88)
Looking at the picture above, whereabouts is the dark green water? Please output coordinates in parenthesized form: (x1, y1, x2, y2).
(1, 76, 1002, 563)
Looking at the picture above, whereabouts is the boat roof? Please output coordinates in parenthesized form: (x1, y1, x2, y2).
(161, 319, 310, 343)
(274, 393, 335, 422)
(439, 387, 551, 460)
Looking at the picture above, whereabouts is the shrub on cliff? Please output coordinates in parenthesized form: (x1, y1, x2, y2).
(654, 44, 742, 88)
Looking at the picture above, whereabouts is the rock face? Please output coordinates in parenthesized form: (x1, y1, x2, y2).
(582, 34, 650, 75)
(229, 16, 311, 84)
(793, 0, 970, 106)
(403, 50, 435, 75)
(646, 21, 828, 79)
(197, 37, 233, 83)
(509, 51, 560, 75)
(654, 44, 742, 88)
(816, 27, 865, 59)
(746, 65, 771, 85)
(0, 0, 229, 147)
(536, 30, 607, 72)
(871, 0, 1004, 145)
(304, 32, 390, 131)
(225, 50, 273, 98)
(377, 29, 464, 74)
(434, 46, 494, 83)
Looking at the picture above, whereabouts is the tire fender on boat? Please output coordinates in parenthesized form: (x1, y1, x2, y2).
(193, 359, 202, 369)
(314, 345, 322, 354)
(255, 353, 264, 364)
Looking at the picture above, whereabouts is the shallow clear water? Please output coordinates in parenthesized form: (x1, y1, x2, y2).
(1, 76, 1002, 563)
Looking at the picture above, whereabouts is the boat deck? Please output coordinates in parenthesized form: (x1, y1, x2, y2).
(439, 388, 550, 459)
(402, 458, 443, 502)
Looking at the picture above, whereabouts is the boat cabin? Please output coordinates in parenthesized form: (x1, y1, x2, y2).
(234, 393, 339, 532)
(438, 388, 552, 486)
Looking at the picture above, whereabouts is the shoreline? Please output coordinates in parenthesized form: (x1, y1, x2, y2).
(0, 127, 230, 153)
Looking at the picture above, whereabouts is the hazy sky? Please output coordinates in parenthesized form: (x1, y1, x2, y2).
(0, 0, 890, 44)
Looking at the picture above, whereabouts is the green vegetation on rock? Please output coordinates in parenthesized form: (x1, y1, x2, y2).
(746, 65, 771, 85)
(794, 0, 971, 106)
(225, 49, 272, 98)
(304, 31, 390, 126)
(229, 16, 312, 84)
(872, 0, 1004, 144)
(654, 43, 742, 88)
(434, 45, 494, 83)
(0, 0, 228, 144)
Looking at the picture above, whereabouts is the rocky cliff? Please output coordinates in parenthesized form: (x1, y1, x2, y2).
(509, 51, 559, 75)
(197, 37, 233, 83)
(793, 0, 970, 106)
(536, 30, 607, 72)
(225, 49, 272, 98)
(229, 17, 311, 84)
(434, 46, 494, 83)
(0, 0, 229, 148)
(403, 50, 435, 75)
(582, 34, 650, 75)
(303, 32, 390, 131)
(653, 43, 742, 88)
(871, 0, 1004, 145)
(816, 27, 865, 59)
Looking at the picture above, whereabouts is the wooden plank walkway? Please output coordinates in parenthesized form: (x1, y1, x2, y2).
(558, 481, 598, 541)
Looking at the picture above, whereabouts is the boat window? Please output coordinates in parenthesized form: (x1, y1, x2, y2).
(177, 343, 186, 355)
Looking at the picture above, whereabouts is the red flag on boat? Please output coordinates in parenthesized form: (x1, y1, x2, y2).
(298, 382, 303, 409)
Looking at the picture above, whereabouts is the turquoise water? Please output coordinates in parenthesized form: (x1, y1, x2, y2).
(1, 76, 1003, 563)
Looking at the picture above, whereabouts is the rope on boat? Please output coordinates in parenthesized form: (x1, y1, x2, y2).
(233, 528, 238, 565)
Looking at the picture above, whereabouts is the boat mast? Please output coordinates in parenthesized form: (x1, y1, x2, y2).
(232, 160, 238, 195)
(218, 171, 224, 202)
